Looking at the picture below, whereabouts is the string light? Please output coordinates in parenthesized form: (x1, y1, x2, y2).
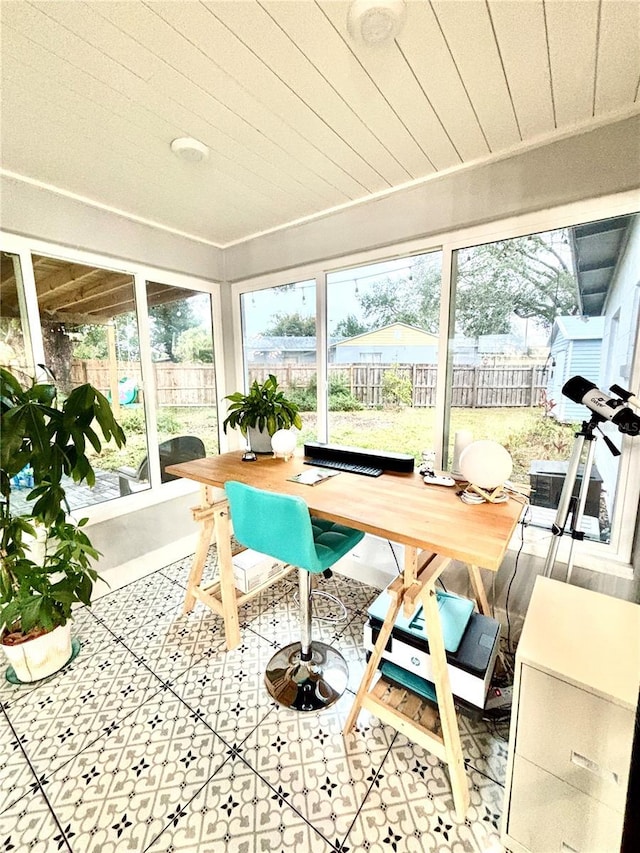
(332, 264, 415, 291)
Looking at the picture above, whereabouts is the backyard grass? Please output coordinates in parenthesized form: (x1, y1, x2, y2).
(93, 405, 577, 483)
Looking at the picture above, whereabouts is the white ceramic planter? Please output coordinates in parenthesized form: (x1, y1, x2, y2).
(1, 622, 73, 682)
(246, 426, 273, 454)
(22, 522, 48, 566)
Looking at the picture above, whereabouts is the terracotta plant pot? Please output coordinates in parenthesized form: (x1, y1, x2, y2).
(1, 622, 73, 682)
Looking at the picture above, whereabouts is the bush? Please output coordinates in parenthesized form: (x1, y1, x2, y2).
(116, 407, 182, 436)
(504, 415, 576, 480)
(120, 409, 145, 434)
(287, 385, 316, 411)
(157, 409, 180, 434)
(328, 375, 363, 411)
(381, 368, 413, 408)
(287, 374, 363, 412)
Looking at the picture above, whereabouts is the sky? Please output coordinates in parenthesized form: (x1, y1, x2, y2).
(241, 255, 434, 338)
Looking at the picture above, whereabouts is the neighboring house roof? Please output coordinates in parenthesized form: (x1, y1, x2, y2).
(245, 335, 341, 352)
(550, 316, 605, 346)
(334, 322, 438, 348)
(477, 333, 523, 353)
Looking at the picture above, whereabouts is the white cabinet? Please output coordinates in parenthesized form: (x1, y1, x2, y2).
(502, 576, 640, 853)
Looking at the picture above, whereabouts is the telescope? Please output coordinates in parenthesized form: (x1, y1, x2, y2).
(562, 376, 640, 436)
(544, 376, 639, 583)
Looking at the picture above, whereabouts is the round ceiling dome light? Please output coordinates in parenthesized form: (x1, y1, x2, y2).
(170, 137, 209, 163)
(347, 0, 407, 46)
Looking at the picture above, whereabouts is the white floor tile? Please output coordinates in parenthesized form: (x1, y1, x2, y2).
(0, 547, 510, 853)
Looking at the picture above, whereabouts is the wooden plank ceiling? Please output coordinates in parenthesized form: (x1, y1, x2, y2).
(0, 253, 191, 323)
(1, 1, 639, 247)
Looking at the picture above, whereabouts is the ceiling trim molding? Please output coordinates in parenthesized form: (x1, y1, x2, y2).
(220, 106, 640, 249)
(0, 169, 225, 250)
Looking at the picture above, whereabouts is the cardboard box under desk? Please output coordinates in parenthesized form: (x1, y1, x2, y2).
(231, 548, 286, 593)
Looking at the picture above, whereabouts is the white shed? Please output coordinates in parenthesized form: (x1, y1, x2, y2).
(547, 316, 604, 423)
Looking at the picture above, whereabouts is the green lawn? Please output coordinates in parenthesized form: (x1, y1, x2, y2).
(95, 405, 576, 483)
(303, 407, 575, 478)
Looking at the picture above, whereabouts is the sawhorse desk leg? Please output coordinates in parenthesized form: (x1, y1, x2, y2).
(344, 549, 470, 820)
(467, 564, 491, 616)
(183, 485, 217, 614)
(182, 485, 241, 650)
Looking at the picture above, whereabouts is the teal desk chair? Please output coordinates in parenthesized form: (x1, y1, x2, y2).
(225, 481, 364, 712)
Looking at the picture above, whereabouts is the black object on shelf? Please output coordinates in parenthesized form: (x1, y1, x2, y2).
(529, 459, 603, 518)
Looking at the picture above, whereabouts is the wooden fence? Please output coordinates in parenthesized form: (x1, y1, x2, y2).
(72, 360, 546, 408)
(70, 360, 217, 406)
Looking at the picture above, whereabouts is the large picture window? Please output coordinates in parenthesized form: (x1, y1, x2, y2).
(240, 279, 317, 449)
(30, 254, 148, 510)
(1, 238, 221, 516)
(326, 252, 442, 455)
(145, 283, 218, 490)
(446, 214, 639, 548)
(236, 207, 639, 571)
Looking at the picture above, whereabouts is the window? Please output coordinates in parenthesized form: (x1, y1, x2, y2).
(146, 283, 219, 485)
(30, 253, 148, 509)
(234, 208, 638, 571)
(0, 252, 33, 374)
(1, 236, 222, 516)
(240, 280, 316, 447)
(446, 214, 640, 548)
(326, 252, 442, 455)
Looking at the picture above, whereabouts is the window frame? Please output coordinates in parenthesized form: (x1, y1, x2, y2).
(231, 190, 640, 575)
(0, 230, 226, 525)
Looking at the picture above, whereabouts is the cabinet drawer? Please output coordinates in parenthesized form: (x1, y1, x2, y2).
(516, 665, 633, 812)
(505, 755, 623, 853)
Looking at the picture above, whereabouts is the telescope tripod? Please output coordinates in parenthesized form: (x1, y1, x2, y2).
(543, 415, 616, 583)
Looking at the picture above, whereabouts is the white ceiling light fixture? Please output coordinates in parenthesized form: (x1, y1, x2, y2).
(170, 137, 209, 163)
(347, 0, 407, 46)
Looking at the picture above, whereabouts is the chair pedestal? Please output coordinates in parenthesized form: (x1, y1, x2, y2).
(264, 568, 348, 711)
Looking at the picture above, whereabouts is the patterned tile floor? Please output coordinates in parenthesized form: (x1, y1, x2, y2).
(0, 547, 510, 853)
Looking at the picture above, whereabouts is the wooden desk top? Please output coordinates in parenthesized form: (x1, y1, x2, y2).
(167, 452, 524, 571)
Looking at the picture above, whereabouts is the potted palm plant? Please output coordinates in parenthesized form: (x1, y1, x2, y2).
(222, 374, 302, 453)
(0, 366, 126, 682)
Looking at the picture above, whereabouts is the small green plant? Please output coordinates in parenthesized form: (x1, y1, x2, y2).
(120, 409, 146, 434)
(504, 415, 575, 480)
(223, 374, 302, 437)
(381, 367, 413, 408)
(157, 409, 180, 434)
(287, 374, 363, 412)
(326, 374, 362, 411)
(0, 367, 126, 641)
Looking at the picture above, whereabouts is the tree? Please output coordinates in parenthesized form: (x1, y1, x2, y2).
(333, 314, 369, 338)
(266, 312, 315, 336)
(175, 327, 213, 362)
(356, 254, 441, 333)
(72, 314, 140, 363)
(149, 301, 196, 361)
(454, 234, 578, 336)
(351, 232, 578, 337)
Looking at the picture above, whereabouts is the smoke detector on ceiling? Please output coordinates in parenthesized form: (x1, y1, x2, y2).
(347, 0, 407, 46)
(170, 137, 209, 163)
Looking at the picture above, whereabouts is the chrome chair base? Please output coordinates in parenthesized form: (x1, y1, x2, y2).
(265, 641, 349, 711)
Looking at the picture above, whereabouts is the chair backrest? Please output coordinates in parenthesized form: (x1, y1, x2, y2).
(156, 435, 206, 482)
(224, 480, 323, 573)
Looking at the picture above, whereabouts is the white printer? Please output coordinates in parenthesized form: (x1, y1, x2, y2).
(363, 583, 500, 710)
